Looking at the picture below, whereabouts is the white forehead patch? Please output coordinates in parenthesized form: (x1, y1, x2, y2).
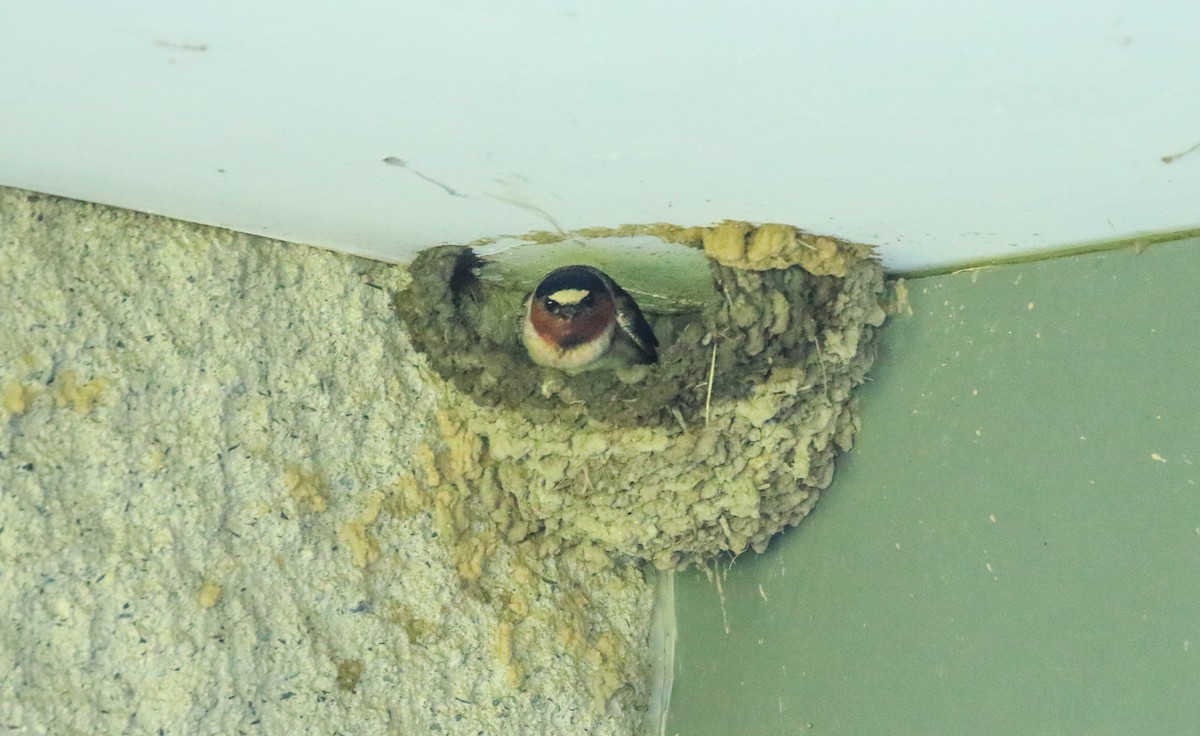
(546, 288, 589, 305)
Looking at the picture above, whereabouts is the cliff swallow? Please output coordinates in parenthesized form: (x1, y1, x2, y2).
(522, 265, 658, 370)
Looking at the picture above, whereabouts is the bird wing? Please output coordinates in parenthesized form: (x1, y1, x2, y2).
(606, 280, 658, 362)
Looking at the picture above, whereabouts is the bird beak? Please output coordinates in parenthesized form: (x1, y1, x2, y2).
(558, 304, 584, 320)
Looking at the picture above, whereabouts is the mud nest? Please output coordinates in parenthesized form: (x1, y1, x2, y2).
(396, 223, 889, 568)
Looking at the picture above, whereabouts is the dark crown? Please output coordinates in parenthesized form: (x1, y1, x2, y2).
(534, 265, 608, 300)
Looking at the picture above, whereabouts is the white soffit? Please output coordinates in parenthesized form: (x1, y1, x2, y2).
(1, 1, 1197, 271)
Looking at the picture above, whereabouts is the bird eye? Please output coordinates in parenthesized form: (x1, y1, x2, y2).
(545, 298, 558, 310)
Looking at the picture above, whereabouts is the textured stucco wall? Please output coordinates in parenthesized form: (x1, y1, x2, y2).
(0, 188, 652, 735)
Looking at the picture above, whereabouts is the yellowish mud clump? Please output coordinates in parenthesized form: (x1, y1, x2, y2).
(396, 222, 887, 568)
(384, 410, 655, 712)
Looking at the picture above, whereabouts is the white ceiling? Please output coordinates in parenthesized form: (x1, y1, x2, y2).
(2, 1, 1197, 271)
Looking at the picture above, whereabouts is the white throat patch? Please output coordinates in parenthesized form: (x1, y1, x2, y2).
(546, 288, 589, 305)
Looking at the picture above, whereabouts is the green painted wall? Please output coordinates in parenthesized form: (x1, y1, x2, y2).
(668, 239, 1200, 735)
